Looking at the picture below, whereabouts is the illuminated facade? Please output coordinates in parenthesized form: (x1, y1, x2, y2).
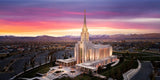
(57, 10, 117, 72)
(75, 10, 113, 64)
(74, 10, 117, 72)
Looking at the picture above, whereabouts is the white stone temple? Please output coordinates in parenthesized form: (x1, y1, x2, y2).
(57, 10, 118, 72)
(27, 10, 118, 80)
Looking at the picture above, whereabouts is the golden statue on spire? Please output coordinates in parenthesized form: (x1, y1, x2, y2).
(81, 9, 89, 42)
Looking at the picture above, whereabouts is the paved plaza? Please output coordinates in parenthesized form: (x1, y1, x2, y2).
(27, 66, 82, 80)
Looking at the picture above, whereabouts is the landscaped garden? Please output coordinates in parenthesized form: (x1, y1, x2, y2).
(55, 70, 64, 73)
(56, 56, 138, 80)
(15, 52, 160, 80)
(13, 62, 56, 80)
(101, 59, 138, 80)
(57, 52, 160, 80)
(55, 73, 103, 80)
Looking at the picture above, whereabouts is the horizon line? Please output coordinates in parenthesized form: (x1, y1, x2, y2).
(0, 33, 160, 37)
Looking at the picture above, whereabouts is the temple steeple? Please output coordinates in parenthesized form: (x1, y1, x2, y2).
(81, 9, 89, 42)
(82, 9, 88, 32)
(84, 10, 86, 27)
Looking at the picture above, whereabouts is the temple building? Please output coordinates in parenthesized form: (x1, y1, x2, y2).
(57, 10, 118, 72)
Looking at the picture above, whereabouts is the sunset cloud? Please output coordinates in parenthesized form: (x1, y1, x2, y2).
(0, 0, 160, 36)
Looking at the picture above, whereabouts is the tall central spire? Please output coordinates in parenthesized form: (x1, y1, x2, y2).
(81, 9, 89, 42)
(84, 9, 86, 27)
(82, 9, 88, 32)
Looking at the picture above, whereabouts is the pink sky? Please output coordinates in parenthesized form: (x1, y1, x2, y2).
(0, 0, 160, 36)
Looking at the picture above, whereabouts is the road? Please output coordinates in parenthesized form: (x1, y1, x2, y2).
(0, 51, 49, 80)
(0, 50, 74, 80)
(131, 62, 153, 80)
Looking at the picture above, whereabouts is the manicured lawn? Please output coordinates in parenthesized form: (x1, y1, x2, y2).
(56, 57, 137, 80)
(137, 56, 160, 61)
(57, 52, 159, 80)
(16, 52, 159, 80)
(114, 52, 160, 61)
(100, 60, 138, 80)
(56, 74, 102, 80)
(14, 62, 55, 79)
(113, 52, 150, 56)
(56, 56, 138, 80)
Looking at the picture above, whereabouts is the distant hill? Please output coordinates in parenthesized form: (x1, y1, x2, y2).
(109, 33, 160, 39)
(0, 33, 160, 42)
(0, 35, 73, 42)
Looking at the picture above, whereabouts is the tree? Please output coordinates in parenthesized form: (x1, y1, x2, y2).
(50, 55, 53, 62)
(63, 53, 68, 59)
(97, 66, 102, 73)
(30, 57, 35, 68)
(39, 60, 42, 66)
(52, 55, 56, 66)
(106, 63, 111, 70)
(69, 54, 72, 58)
(45, 56, 48, 63)
(116, 68, 122, 79)
(110, 69, 115, 79)
(126, 51, 129, 56)
(23, 62, 27, 72)
(9, 66, 13, 72)
(88, 70, 92, 76)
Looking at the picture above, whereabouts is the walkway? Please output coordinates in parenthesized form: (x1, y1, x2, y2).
(93, 73, 106, 79)
(131, 62, 153, 80)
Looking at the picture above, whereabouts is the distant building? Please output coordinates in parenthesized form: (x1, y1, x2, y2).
(17, 48, 24, 51)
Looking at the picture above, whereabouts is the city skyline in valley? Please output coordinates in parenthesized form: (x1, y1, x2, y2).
(0, 0, 160, 37)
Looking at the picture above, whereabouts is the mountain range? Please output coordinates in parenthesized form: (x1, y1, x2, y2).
(0, 33, 160, 42)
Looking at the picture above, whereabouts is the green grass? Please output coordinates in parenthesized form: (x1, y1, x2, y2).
(60, 52, 158, 80)
(114, 52, 160, 61)
(100, 59, 138, 80)
(137, 56, 160, 61)
(17, 52, 158, 80)
(56, 57, 138, 80)
(56, 74, 102, 80)
(36, 65, 51, 74)
(14, 62, 55, 79)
